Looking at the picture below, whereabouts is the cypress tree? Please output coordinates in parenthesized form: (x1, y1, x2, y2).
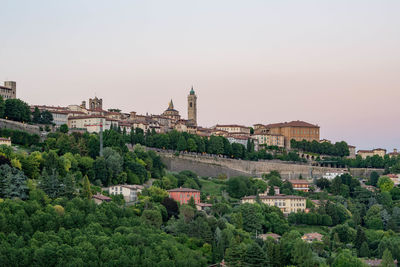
(381, 249, 395, 267)
(244, 242, 267, 267)
(82, 175, 92, 199)
(359, 242, 370, 258)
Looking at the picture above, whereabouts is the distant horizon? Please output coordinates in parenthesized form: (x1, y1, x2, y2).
(1, 0, 399, 151)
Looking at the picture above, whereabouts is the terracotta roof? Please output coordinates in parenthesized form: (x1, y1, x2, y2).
(227, 135, 249, 140)
(0, 137, 11, 141)
(92, 194, 111, 201)
(216, 124, 249, 128)
(265, 120, 319, 128)
(167, 187, 200, 193)
(358, 150, 374, 153)
(0, 85, 12, 90)
(242, 195, 305, 200)
(259, 233, 281, 240)
(302, 232, 323, 241)
(288, 179, 310, 184)
(68, 115, 106, 120)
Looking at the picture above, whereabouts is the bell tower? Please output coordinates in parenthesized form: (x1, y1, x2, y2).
(187, 86, 197, 126)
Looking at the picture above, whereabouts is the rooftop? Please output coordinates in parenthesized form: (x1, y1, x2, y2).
(167, 187, 200, 193)
(264, 120, 319, 128)
(242, 195, 306, 200)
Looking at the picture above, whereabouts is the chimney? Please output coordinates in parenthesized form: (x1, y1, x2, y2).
(81, 101, 86, 109)
(130, 111, 136, 120)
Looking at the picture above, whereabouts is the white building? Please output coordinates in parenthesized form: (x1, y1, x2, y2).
(0, 137, 11, 146)
(106, 184, 144, 203)
(322, 172, 345, 180)
(68, 115, 117, 133)
(227, 135, 248, 147)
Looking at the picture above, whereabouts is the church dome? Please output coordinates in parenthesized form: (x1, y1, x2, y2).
(190, 86, 195, 95)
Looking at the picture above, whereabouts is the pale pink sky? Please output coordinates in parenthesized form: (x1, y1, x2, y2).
(1, 0, 399, 150)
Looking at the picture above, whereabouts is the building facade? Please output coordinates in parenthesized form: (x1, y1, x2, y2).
(254, 121, 320, 148)
(241, 195, 307, 214)
(215, 124, 251, 135)
(106, 184, 144, 202)
(357, 148, 387, 159)
(0, 81, 16, 100)
(253, 133, 285, 148)
(68, 115, 116, 133)
(167, 187, 201, 205)
(0, 137, 11, 146)
(89, 97, 103, 110)
(288, 179, 310, 192)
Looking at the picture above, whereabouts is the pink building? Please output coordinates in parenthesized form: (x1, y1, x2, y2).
(167, 187, 201, 205)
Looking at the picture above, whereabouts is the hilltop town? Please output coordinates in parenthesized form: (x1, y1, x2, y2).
(0, 80, 400, 267)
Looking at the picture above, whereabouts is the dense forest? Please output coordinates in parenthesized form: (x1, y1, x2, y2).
(0, 126, 399, 266)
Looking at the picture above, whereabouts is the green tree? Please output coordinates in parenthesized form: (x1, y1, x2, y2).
(82, 175, 92, 199)
(4, 98, 31, 122)
(187, 138, 197, 152)
(0, 164, 28, 199)
(381, 249, 395, 267)
(332, 249, 366, 267)
(244, 242, 267, 267)
(60, 124, 69, 133)
(292, 240, 315, 267)
(359, 241, 370, 258)
(370, 171, 380, 186)
(177, 136, 187, 151)
(268, 185, 275, 196)
(32, 107, 41, 123)
(141, 209, 163, 228)
(0, 96, 4, 118)
(378, 176, 394, 192)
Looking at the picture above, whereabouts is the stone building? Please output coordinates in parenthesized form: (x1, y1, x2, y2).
(88, 97, 103, 110)
(162, 100, 181, 121)
(0, 81, 16, 99)
(187, 86, 197, 126)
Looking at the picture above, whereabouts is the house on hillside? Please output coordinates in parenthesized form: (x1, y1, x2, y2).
(105, 184, 144, 203)
(167, 187, 201, 205)
(302, 232, 323, 243)
(92, 193, 111, 204)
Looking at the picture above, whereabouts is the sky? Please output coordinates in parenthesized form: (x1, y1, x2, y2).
(0, 0, 399, 151)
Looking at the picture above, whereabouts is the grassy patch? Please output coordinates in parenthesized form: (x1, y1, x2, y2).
(291, 225, 330, 235)
(199, 178, 225, 196)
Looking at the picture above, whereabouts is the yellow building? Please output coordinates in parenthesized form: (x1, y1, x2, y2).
(357, 148, 387, 159)
(253, 132, 285, 148)
(241, 195, 306, 214)
(254, 121, 320, 148)
(215, 124, 250, 135)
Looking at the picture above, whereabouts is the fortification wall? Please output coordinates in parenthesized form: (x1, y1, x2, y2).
(0, 118, 41, 135)
(160, 153, 383, 179)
